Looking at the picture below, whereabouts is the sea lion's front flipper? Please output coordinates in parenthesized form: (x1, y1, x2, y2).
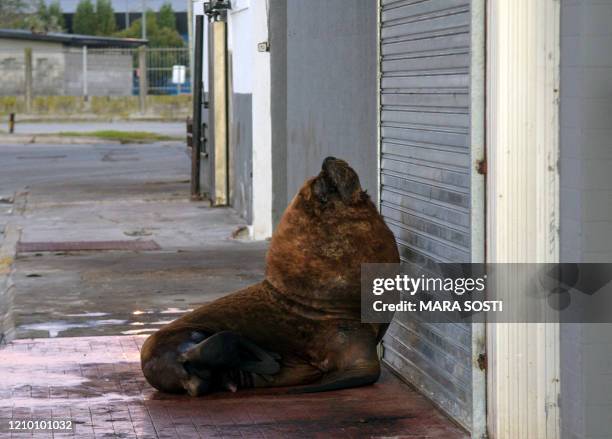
(179, 330, 281, 375)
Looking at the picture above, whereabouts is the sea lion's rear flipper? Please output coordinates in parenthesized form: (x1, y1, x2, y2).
(179, 330, 281, 375)
(287, 365, 381, 394)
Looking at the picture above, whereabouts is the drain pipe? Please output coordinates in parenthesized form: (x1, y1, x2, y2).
(204, 1, 231, 206)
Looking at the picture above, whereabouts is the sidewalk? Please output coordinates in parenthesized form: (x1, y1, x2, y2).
(0, 336, 466, 439)
(1, 141, 265, 339)
(0, 140, 467, 438)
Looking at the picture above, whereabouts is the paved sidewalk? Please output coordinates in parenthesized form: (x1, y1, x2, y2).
(0, 336, 468, 439)
(0, 142, 264, 340)
(0, 140, 467, 438)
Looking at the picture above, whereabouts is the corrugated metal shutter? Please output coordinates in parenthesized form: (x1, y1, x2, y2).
(379, 0, 473, 430)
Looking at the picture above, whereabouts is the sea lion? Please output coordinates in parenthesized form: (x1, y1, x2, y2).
(141, 157, 399, 395)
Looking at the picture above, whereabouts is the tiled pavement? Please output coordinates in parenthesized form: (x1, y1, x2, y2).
(0, 336, 468, 439)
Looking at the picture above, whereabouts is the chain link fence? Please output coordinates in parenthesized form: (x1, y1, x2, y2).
(0, 46, 191, 98)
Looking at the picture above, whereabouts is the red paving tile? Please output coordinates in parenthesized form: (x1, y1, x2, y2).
(0, 336, 468, 439)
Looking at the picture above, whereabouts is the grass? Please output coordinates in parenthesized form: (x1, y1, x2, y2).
(57, 130, 182, 143)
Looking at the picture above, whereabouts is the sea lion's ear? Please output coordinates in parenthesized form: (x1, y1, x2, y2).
(321, 157, 362, 204)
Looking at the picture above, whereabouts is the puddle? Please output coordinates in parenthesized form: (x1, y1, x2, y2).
(121, 328, 157, 335)
(160, 307, 193, 314)
(2, 368, 87, 389)
(132, 307, 192, 316)
(19, 319, 127, 337)
(65, 312, 110, 318)
(3, 393, 142, 409)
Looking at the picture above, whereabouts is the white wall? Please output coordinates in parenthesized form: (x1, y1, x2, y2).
(250, 0, 272, 239)
(227, 0, 253, 95)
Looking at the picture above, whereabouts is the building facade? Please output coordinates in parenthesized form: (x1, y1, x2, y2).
(196, 0, 612, 437)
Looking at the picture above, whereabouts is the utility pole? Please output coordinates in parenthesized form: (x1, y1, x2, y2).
(141, 0, 146, 40)
(125, 0, 129, 28)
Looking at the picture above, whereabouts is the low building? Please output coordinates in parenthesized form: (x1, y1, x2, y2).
(0, 29, 146, 96)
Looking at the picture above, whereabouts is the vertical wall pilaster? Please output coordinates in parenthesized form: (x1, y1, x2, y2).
(486, 0, 561, 437)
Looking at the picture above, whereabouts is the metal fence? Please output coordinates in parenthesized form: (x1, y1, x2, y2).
(0, 46, 191, 98)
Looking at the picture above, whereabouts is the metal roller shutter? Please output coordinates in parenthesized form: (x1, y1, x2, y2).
(379, 0, 473, 429)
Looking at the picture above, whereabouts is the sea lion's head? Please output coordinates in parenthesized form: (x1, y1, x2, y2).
(266, 157, 399, 315)
(311, 157, 365, 206)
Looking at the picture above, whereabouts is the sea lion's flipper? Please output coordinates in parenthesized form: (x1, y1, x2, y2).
(288, 329, 381, 394)
(287, 365, 381, 394)
(235, 336, 281, 374)
(179, 331, 281, 375)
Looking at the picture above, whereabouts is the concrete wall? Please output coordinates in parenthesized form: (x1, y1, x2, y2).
(270, 0, 378, 222)
(560, 1, 612, 437)
(64, 51, 133, 96)
(0, 40, 64, 96)
(0, 40, 133, 97)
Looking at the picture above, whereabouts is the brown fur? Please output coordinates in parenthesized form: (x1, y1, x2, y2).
(141, 158, 400, 394)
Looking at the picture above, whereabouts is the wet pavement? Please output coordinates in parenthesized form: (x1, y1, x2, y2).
(0, 141, 265, 339)
(0, 336, 468, 438)
(0, 140, 467, 437)
(13, 247, 265, 339)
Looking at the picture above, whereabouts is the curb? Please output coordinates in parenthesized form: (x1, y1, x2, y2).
(0, 134, 185, 146)
(3, 116, 188, 123)
(0, 134, 120, 145)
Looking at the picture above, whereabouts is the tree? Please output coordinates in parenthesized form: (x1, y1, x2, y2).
(158, 2, 176, 30)
(73, 0, 96, 35)
(115, 10, 184, 48)
(35, 0, 49, 23)
(47, 1, 65, 30)
(0, 0, 64, 31)
(0, 0, 31, 28)
(20, 0, 64, 32)
(95, 0, 116, 35)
